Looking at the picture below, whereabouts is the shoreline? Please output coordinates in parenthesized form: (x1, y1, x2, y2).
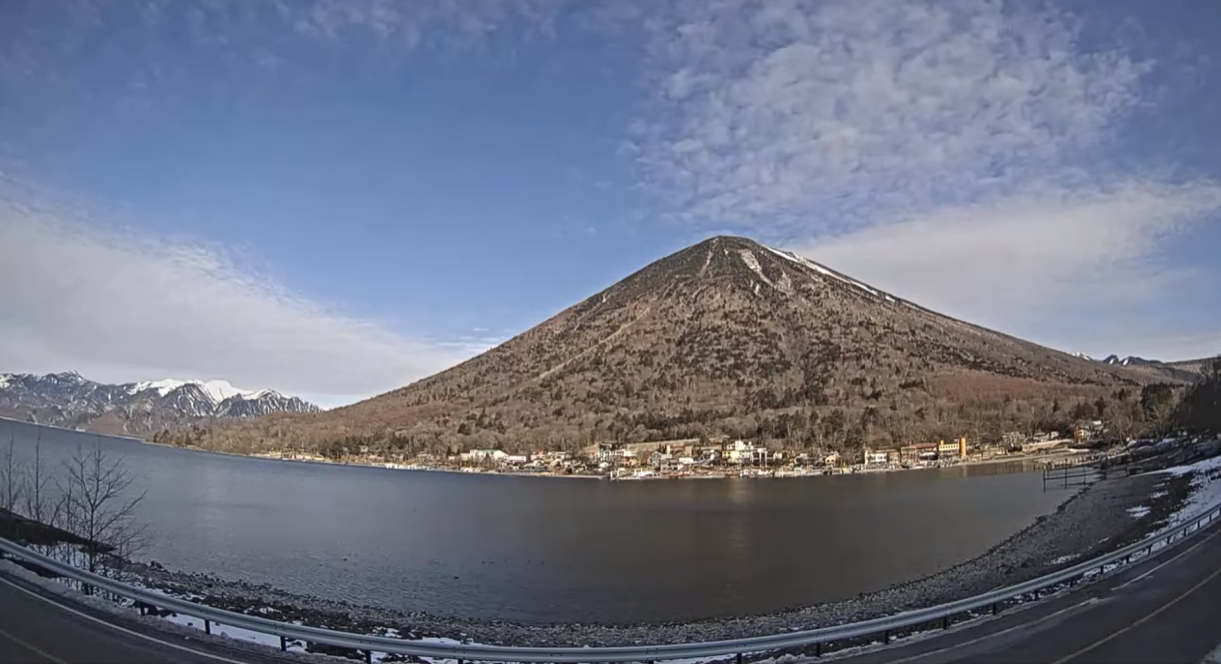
(147, 437, 1080, 483)
(106, 464, 1205, 647)
(5, 415, 1094, 482)
(0, 415, 145, 443)
(2, 453, 1217, 650)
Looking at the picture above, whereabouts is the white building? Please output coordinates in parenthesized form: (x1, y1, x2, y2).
(462, 449, 508, 462)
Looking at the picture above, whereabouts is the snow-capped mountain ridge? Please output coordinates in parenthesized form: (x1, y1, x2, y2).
(128, 378, 267, 404)
(1101, 354, 1158, 367)
(0, 371, 319, 436)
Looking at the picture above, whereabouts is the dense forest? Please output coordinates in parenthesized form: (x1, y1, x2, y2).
(150, 364, 1215, 459)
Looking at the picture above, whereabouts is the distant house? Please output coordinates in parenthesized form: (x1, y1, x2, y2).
(936, 438, 966, 458)
(462, 449, 508, 462)
(724, 440, 760, 464)
(900, 443, 938, 463)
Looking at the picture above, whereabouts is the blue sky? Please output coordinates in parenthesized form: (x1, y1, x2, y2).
(1, 0, 1219, 407)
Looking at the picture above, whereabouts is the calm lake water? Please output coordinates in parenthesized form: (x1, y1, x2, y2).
(2, 419, 1069, 624)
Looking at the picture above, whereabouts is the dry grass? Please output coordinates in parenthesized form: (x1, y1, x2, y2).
(927, 372, 1107, 402)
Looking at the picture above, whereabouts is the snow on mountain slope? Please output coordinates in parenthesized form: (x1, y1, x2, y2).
(130, 378, 256, 403)
(0, 371, 319, 436)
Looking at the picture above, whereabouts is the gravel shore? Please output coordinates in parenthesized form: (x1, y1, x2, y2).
(115, 470, 1194, 649)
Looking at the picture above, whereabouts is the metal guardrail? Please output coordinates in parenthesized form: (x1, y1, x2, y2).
(1, 501, 1219, 663)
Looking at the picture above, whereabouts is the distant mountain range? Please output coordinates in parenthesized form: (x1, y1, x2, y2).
(0, 372, 319, 436)
(1095, 355, 1210, 384)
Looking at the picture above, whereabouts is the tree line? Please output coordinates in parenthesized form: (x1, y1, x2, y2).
(1172, 357, 1221, 434)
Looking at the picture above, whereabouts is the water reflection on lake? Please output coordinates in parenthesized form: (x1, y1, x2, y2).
(3, 419, 1066, 624)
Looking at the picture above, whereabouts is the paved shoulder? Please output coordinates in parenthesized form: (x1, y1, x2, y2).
(828, 519, 1221, 664)
(0, 572, 288, 664)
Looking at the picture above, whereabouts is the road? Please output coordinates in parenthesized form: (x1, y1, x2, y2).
(0, 570, 288, 664)
(1, 518, 1220, 664)
(835, 517, 1221, 664)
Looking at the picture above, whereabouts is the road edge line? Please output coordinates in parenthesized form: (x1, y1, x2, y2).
(0, 575, 256, 664)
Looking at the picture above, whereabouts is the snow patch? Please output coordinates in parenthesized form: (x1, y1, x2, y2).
(240, 389, 281, 401)
(1127, 506, 1151, 519)
(131, 378, 258, 403)
(761, 245, 880, 297)
(737, 250, 774, 289)
(1158, 452, 1221, 528)
(163, 613, 286, 649)
(1161, 453, 1221, 478)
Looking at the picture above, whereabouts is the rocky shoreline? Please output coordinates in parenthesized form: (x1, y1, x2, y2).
(107, 469, 1197, 649)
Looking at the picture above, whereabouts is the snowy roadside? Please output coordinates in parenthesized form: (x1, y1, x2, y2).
(2, 449, 1220, 664)
(1133, 452, 1221, 535)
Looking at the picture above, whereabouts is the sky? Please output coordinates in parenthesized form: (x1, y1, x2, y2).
(1, 0, 1219, 408)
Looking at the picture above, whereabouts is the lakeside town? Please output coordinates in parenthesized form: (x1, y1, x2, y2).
(248, 418, 1204, 480)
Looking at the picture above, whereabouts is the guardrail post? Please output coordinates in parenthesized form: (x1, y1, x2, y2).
(364, 650, 372, 664)
(5, 501, 1221, 664)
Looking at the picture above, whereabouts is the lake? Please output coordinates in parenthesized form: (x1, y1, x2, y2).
(1, 419, 1069, 625)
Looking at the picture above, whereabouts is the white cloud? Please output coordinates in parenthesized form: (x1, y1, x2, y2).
(791, 181, 1221, 326)
(0, 188, 466, 401)
(634, 0, 1221, 342)
(638, 0, 1152, 228)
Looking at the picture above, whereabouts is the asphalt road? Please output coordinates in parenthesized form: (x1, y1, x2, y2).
(0, 571, 286, 664)
(834, 517, 1221, 664)
(2, 518, 1220, 664)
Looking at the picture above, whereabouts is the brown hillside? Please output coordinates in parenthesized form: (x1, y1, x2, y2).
(188, 236, 1182, 454)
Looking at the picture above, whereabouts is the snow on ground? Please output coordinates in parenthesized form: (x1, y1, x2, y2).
(161, 612, 288, 650)
(0, 558, 342, 664)
(1127, 506, 1151, 519)
(1159, 452, 1221, 527)
(4, 447, 1220, 664)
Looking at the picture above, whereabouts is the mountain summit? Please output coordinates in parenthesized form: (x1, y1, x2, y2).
(206, 236, 1184, 453)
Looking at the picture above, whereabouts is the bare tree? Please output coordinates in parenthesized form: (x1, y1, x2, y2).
(58, 441, 150, 578)
(1, 427, 22, 516)
(21, 429, 59, 530)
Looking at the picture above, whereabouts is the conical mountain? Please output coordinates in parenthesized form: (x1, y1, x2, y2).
(209, 236, 1172, 453)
